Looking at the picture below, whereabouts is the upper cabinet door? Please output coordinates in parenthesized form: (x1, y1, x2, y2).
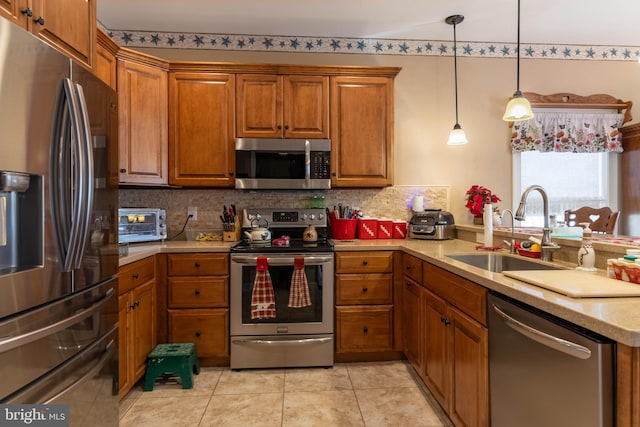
(0, 0, 95, 68)
(117, 58, 168, 185)
(283, 75, 329, 139)
(31, 0, 95, 68)
(236, 74, 329, 139)
(169, 72, 236, 187)
(330, 76, 394, 187)
(236, 74, 282, 138)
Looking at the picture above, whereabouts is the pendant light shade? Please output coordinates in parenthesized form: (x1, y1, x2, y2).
(503, 0, 534, 122)
(446, 14, 468, 145)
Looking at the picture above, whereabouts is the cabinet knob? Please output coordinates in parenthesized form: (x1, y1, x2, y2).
(20, 7, 33, 16)
(406, 265, 412, 270)
(128, 304, 136, 310)
(363, 326, 368, 333)
(33, 16, 44, 25)
(284, 125, 289, 130)
(195, 290, 201, 296)
(277, 125, 282, 130)
(332, 172, 336, 176)
(229, 171, 234, 177)
(120, 168, 127, 173)
(195, 332, 201, 338)
(362, 287, 368, 293)
(362, 260, 368, 266)
(194, 262, 200, 268)
(132, 273, 139, 280)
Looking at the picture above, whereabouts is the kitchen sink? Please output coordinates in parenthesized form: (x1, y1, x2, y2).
(447, 253, 563, 273)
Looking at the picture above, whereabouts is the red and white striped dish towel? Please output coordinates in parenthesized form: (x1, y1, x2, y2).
(251, 256, 276, 319)
(288, 257, 312, 308)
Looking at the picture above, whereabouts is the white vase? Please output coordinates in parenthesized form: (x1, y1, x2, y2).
(483, 203, 493, 247)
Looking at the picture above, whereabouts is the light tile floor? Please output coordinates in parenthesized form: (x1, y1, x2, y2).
(120, 360, 454, 427)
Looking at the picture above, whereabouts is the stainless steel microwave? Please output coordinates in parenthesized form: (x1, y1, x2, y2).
(235, 138, 331, 190)
(118, 208, 167, 243)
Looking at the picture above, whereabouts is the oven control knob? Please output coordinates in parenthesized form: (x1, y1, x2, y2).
(318, 214, 324, 220)
(301, 214, 308, 221)
(309, 214, 316, 220)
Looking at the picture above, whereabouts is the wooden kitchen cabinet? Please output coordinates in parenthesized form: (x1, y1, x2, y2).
(402, 254, 423, 372)
(236, 74, 329, 139)
(422, 261, 489, 427)
(118, 256, 157, 399)
(95, 28, 118, 91)
(168, 71, 235, 187)
(335, 251, 395, 355)
(117, 50, 169, 185)
(0, 0, 95, 68)
(330, 76, 395, 187)
(167, 253, 229, 364)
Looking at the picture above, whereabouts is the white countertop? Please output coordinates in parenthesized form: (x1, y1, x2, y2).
(119, 238, 640, 347)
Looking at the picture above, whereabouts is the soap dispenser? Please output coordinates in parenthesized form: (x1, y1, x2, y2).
(577, 222, 597, 271)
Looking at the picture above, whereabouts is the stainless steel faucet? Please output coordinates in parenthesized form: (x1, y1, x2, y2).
(515, 185, 560, 261)
(501, 209, 516, 253)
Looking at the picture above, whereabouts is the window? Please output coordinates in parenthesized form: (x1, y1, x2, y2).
(513, 151, 620, 227)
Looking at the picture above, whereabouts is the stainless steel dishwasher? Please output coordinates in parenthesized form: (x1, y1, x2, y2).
(488, 293, 614, 427)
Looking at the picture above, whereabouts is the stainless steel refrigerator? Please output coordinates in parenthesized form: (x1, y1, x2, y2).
(0, 17, 119, 426)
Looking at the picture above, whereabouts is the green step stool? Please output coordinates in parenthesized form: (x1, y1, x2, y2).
(143, 343, 200, 391)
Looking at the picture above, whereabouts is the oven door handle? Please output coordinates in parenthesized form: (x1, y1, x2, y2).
(304, 139, 311, 188)
(232, 255, 333, 265)
(232, 337, 332, 346)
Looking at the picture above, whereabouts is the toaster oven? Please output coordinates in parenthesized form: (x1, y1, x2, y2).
(118, 208, 167, 243)
(409, 209, 456, 240)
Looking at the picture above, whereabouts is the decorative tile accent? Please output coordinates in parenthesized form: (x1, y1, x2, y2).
(103, 25, 640, 62)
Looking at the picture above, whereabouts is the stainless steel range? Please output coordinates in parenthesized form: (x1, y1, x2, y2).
(230, 208, 334, 369)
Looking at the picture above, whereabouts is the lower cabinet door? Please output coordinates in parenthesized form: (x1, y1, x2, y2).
(336, 305, 393, 352)
(168, 309, 229, 357)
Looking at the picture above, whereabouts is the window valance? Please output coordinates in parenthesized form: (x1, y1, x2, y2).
(511, 111, 624, 153)
(509, 92, 632, 153)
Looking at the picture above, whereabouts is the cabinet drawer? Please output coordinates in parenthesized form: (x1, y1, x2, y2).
(423, 262, 487, 325)
(335, 251, 393, 273)
(119, 256, 155, 295)
(335, 273, 392, 305)
(336, 306, 393, 352)
(168, 277, 229, 308)
(167, 253, 229, 276)
(168, 309, 229, 358)
(403, 253, 423, 284)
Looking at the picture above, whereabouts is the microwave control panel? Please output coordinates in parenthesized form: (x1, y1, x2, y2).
(311, 152, 330, 179)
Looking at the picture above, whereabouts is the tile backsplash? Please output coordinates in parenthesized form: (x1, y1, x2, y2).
(119, 185, 449, 240)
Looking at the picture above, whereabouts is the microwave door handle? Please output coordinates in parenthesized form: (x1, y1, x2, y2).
(304, 139, 311, 188)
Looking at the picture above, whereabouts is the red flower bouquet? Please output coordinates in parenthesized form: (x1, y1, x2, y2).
(465, 185, 501, 217)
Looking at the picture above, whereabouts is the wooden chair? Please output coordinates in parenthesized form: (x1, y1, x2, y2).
(564, 206, 619, 234)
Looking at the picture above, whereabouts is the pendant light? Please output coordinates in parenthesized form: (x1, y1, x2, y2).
(446, 14, 468, 145)
(502, 0, 534, 122)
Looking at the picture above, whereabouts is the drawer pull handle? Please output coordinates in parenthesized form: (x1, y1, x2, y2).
(363, 326, 368, 333)
(194, 290, 200, 296)
(440, 316, 451, 326)
(195, 332, 201, 337)
(362, 260, 368, 266)
(406, 265, 412, 270)
(194, 262, 200, 268)
(132, 273, 139, 279)
(362, 287, 368, 293)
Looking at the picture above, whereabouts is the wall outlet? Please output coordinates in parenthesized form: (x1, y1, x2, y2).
(188, 206, 198, 220)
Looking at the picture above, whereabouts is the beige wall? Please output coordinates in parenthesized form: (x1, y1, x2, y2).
(137, 47, 640, 224)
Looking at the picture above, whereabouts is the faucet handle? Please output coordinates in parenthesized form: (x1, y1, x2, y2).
(540, 242, 561, 262)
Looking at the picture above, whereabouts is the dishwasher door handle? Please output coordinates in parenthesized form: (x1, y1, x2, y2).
(492, 303, 592, 360)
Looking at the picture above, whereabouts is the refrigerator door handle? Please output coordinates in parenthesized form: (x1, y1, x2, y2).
(43, 338, 116, 404)
(50, 79, 94, 272)
(70, 82, 95, 270)
(0, 287, 114, 354)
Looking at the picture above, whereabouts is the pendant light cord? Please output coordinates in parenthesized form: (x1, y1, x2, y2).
(453, 21, 460, 125)
(516, 0, 521, 92)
